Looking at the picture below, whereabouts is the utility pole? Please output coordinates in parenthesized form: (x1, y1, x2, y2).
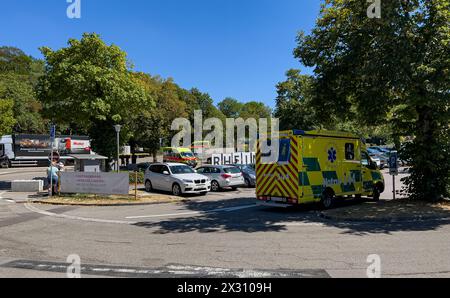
(49, 124, 56, 197)
(114, 125, 122, 173)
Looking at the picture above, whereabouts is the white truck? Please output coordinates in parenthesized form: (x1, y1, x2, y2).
(0, 134, 92, 168)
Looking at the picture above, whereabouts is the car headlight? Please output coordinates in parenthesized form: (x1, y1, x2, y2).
(250, 175, 256, 179)
(183, 179, 194, 184)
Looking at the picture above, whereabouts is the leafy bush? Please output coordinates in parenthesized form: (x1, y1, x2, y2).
(128, 171, 145, 185)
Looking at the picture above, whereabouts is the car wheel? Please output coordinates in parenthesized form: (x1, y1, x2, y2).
(320, 190, 335, 210)
(145, 180, 153, 192)
(0, 161, 7, 169)
(172, 183, 182, 196)
(211, 181, 220, 192)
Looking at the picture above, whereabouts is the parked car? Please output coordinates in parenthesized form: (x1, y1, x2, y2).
(233, 164, 256, 188)
(126, 162, 151, 172)
(367, 148, 388, 169)
(196, 165, 245, 192)
(144, 163, 211, 196)
(369, 146, 392, 154)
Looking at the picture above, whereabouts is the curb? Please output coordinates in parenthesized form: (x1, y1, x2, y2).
(319, 212, 450, 223)
(30, 198, 190, 207)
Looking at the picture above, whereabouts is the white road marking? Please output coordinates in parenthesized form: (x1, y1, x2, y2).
(125, 204, 257, 219)
(23, 203, 258, 225)
(24, 203, 137, 225)
(0, 192, 13, 203)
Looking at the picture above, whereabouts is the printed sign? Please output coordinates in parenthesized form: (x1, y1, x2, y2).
(50, 125, 56, 141)
(14, 135, 52, 157)
(212, 152, 256, 166)
(389, 151, 399, 176)
(60, 172, 129, 195)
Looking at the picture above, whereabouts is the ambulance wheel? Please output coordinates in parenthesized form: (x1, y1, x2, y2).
(372, 187, 381, 202)
(320, 190, 335, 210)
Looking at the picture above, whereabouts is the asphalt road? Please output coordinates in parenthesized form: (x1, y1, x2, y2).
(0, 167, 449, 278)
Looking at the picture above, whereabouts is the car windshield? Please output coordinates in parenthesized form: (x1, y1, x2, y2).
(180, 152, 194, 158)
(170, 165, 195, 174)
(224, 167, 241, 174)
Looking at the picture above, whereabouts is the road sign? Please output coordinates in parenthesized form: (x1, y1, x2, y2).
(389, 151, 399, 176)
(50, 125, 56, 141)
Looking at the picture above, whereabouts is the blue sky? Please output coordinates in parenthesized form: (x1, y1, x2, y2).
(0, 0, 321, 108)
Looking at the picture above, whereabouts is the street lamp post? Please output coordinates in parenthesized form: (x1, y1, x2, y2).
(114, 125, 122, 173)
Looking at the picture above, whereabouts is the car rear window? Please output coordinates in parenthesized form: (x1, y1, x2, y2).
(170, 166, 195, 174)
(224, 167, 241, 174)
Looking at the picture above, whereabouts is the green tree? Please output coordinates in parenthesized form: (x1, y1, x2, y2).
(218, 98, 244, 118)
(293, 0, 450, 201)
(0, 73, 47, 134)
(189, 88, 225, 120)
(240, 101, 272, 120)
(131, 73, 187, 155)
(0, 47, 33, 74)
(36, 33, 151, 158)
(0, 98, 16, 135)
(0, 47, 47, 134)
(275, 69, 320, 130)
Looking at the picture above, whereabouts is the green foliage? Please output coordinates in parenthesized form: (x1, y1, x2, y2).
(0, 47, 33, 74)
(36, 33, 152, 158)
(291, 0, 450, 201)
(0, 98, 16, 135)
(240, 101, 272, 120)
(218, 98, 244, 118)
(275, 69, 320, 130)
(218, 97, 272, 120)
(0, 47, 47, 134)
(127, 171, 145, 184)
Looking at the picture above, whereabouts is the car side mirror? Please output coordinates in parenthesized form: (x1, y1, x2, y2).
(163, 171, 170, 175)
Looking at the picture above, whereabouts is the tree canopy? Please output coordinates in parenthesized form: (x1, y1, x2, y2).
(289, 0, 449, 201)
(0, 47, 46, 134)
(36, 33, 152, 157)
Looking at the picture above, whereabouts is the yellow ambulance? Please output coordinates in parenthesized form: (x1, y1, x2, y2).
(256, 130, 385, 209)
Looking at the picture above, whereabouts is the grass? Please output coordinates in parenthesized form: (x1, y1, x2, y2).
(32, 190, 185, 206)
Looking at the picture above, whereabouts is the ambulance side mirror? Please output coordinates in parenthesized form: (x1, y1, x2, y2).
(369, 161, 378, 170)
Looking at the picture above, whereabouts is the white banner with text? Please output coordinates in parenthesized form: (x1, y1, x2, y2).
(60, 172, 129, 195)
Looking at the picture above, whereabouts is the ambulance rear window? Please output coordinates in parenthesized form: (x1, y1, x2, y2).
(345, 143, 355, 160)
(278, 139, 291, 163)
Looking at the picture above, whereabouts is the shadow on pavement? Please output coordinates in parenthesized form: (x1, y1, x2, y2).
(133, 196, 450, 236)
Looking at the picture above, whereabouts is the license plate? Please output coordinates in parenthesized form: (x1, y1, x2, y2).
(271, 197, 287, 203)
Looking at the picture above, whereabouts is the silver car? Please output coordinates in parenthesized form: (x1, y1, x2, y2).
(196, 165, 245, 192)
(144, 163, 211, 196)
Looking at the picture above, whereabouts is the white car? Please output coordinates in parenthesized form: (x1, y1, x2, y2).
(144, 163, 211, 196)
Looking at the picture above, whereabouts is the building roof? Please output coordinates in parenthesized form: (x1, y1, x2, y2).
(69, 154, 108, 160)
